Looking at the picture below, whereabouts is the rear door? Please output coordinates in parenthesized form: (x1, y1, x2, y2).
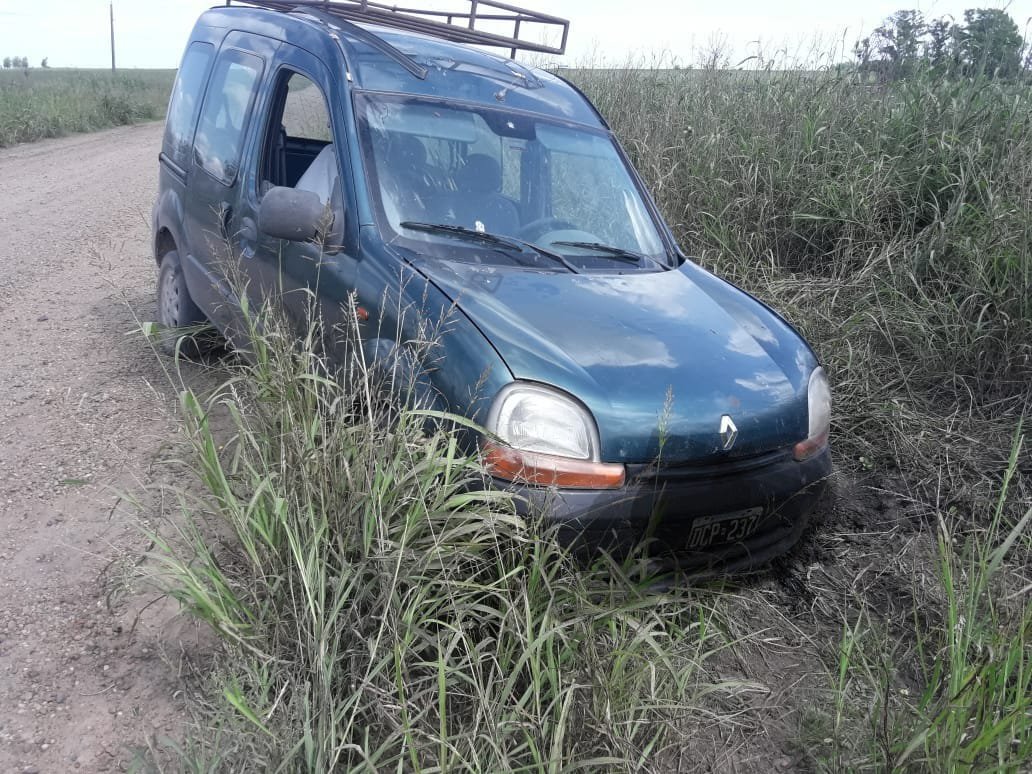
(156, 40, 214, 259)
(181, 34, 272, 333)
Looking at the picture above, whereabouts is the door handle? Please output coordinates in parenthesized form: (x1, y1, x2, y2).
(239, 216, 257, 260)
(219, 204, 233, 240)
(240, 216, 258, 242)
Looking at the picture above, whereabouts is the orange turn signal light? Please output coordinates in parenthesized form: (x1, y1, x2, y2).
(483, 442, 626, 490)
(793, 431, 829, 461)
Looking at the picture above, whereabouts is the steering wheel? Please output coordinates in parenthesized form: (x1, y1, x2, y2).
(519, 217, 578, 242)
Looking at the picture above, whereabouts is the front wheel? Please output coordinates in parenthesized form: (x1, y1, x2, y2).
(156, 250, 206, 356)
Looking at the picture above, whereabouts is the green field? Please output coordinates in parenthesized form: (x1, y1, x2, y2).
(0, 68, 173, 147)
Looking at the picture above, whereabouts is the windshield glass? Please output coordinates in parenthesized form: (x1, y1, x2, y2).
(354, 92, 669, 271)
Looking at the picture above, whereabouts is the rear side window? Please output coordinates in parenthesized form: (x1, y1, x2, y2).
(163, 42, 214, 169)
(193, 50, 264, 185)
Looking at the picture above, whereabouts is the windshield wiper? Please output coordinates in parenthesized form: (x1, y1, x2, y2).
(401, 221, 521, 249)
(552, 240, 666, 270)
(400, 221, 579, 273)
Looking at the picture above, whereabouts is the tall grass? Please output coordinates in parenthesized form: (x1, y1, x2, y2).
(145, 296, 1031, 772)
(146, 297, 753, 771)
(905, 469, 1031, 770)
(0, 68, 173, 146)
(566, 63, 1032, 770)
(816, 430, 1031, 771)
(139, 61, 1032, 771)
(571, 66, 1031, 512)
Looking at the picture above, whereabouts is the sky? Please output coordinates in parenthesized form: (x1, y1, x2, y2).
(0, 0, 1029, 69)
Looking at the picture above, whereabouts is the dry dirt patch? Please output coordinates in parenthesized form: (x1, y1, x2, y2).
(0, 123, 198, 772)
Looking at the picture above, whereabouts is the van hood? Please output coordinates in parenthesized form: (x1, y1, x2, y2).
(412, 258, 818, 464)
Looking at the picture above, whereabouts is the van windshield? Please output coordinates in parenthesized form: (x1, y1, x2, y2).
(354, 92, 670, 271)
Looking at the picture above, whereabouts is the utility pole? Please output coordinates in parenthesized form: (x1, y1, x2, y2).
(109, 2, 116, 72)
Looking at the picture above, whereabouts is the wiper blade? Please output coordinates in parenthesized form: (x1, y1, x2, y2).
(400, 221, 578, 273)
(506, 235, 580, 274)
(552, 240, 665, 269)
(400, 221, 521, 249)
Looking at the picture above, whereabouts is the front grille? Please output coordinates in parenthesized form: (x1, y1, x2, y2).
(627, 447, 791, 483)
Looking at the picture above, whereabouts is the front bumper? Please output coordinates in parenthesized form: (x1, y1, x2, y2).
(506, 446, 832, 573)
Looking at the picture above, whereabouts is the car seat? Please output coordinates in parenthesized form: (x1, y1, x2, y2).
(295, 143, 337, 205)
(445, 154, 520, 235)
(377, 134, 438, 222)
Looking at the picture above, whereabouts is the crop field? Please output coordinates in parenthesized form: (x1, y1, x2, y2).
(0, 68, 173, 147)
(141, 66, 1031, 772)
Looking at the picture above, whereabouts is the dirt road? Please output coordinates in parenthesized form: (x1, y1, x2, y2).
(0, 123, 193, 772)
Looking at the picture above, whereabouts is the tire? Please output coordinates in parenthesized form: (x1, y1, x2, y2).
(156, 250, 206, 356)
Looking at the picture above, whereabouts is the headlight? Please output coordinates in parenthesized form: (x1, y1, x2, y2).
(484, 382, 624, 489)
(795, 367, 831, 461)
(487, 382, 598, 460)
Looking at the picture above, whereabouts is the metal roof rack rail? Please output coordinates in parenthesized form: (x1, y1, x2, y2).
(276, 3, 430, 79)
(226, 0, 569, 59)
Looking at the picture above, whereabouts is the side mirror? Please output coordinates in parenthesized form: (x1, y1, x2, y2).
(258, 186, 328, 242)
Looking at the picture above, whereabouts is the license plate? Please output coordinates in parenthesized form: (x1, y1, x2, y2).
(686, 507, 764, 549)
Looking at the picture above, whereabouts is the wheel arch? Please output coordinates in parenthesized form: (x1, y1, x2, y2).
(155, 227, 177, 265)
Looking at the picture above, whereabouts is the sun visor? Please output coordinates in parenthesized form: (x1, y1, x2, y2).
(366, 100, 477, 143)
(536, 124, 611, 156)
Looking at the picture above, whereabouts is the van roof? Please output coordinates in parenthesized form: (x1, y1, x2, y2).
(195, 5, 605, 128)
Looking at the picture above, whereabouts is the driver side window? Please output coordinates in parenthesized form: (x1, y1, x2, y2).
(259, 70, 337, 205)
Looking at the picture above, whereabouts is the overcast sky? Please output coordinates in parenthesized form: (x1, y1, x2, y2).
(0, 0, 1029, 69)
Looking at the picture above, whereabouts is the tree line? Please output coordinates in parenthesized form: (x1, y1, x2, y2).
(3, 57, 48, 69)
(856, 8, 1029, 80)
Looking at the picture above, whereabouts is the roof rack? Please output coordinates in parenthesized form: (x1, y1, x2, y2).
(226, 0, 569, 59)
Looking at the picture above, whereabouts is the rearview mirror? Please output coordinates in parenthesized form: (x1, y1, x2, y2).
(258, 186, 328, 242)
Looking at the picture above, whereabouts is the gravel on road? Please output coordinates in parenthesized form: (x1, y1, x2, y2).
(0, 123, 197, 772)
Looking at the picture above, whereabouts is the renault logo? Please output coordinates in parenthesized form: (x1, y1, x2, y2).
(719, 414, 738, 450)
